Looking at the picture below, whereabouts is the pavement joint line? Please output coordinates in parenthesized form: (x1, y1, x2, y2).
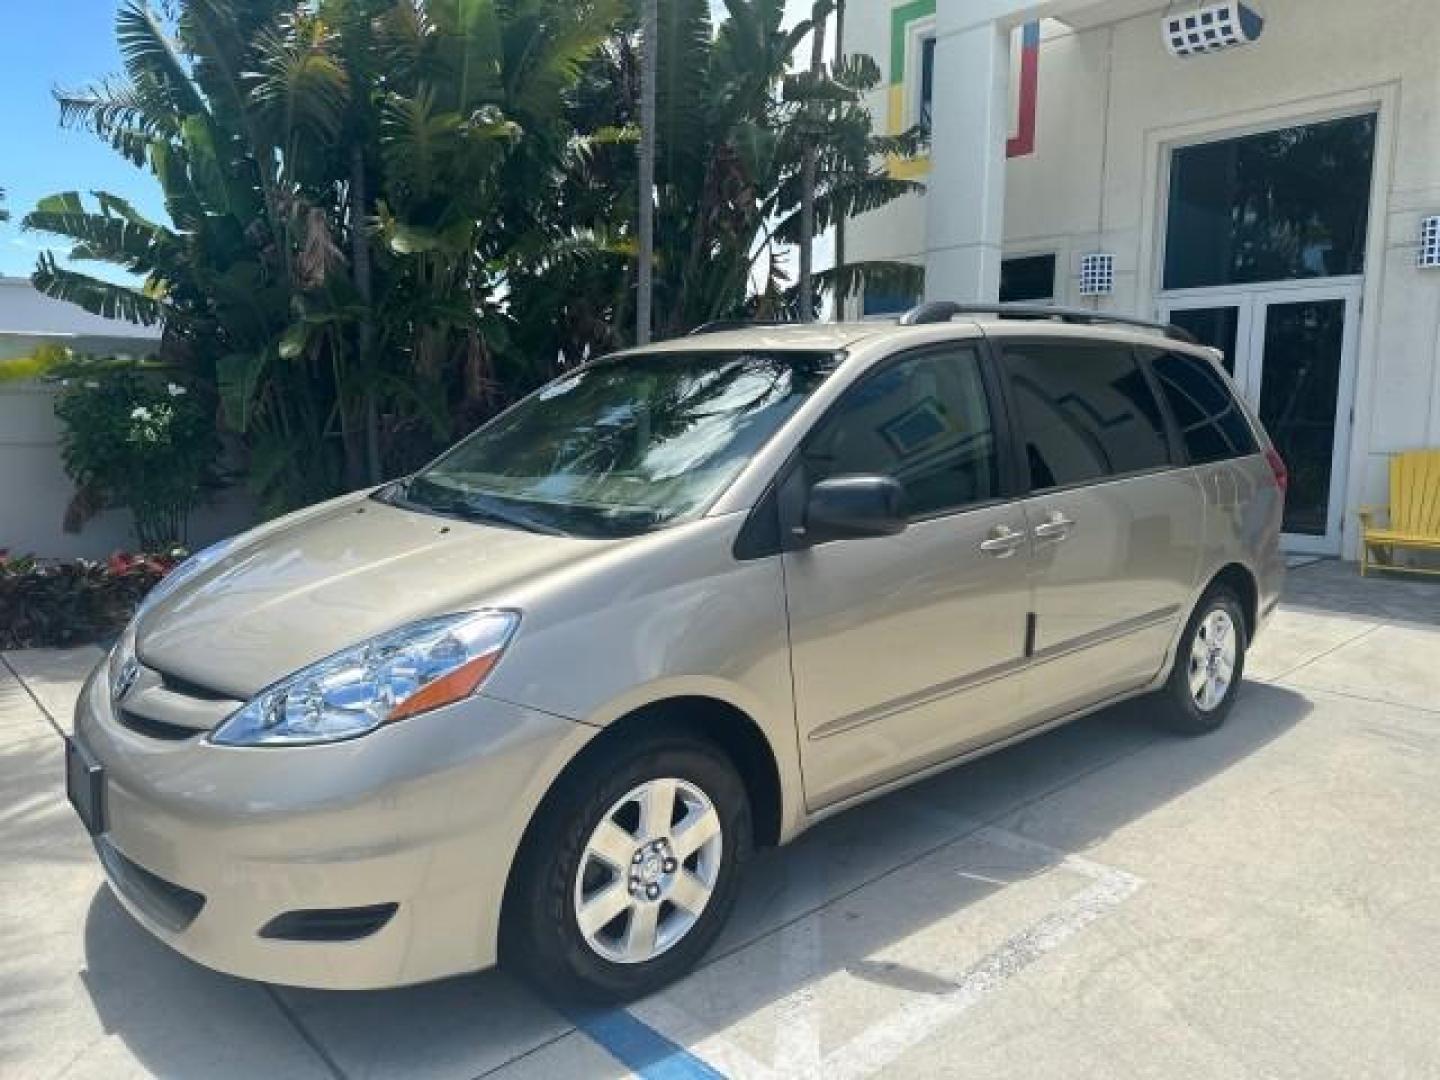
(1275, 679, 1440, 719)
(262, 986, 349, 1080)
(1262, 621, 1385, 686)
(469, 1028, 582, 1080)
(1, 652, 66, 741)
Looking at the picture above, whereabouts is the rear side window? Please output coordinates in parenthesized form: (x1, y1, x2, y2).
(1001, 343, 1172, 491)
(1150, 351, 1259, 464)
(801, 347, 1000, 518)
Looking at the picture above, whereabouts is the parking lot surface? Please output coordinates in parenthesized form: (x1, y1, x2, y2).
(4, 560, 1439, 1079)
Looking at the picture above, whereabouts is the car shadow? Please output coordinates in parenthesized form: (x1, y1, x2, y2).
(79, 681, 1310, 1078)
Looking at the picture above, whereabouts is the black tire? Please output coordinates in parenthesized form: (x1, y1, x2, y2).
(503, 732, 752, 1003)
(1154, 586, 1248, 736)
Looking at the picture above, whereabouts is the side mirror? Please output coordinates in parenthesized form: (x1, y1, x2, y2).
(803, 476, 907, 543)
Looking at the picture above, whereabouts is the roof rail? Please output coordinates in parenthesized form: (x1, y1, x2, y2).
(688, 319, 802, 336)
(897, 302, 1198, 344)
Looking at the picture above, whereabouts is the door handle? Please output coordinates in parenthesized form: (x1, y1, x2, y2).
(1032, 512, 1075, 542)
(979, 525, 1026, 557)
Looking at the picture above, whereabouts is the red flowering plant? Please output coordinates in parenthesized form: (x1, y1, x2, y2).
(0, 548, 181, 650)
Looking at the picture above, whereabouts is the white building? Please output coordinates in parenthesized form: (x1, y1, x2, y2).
(842, 0, 1440, 559)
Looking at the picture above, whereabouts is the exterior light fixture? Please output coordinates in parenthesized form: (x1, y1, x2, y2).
(1079, 254, 1116, 297)
(1163, 3, 1265, 59)
(1419, 216, 1440, 270)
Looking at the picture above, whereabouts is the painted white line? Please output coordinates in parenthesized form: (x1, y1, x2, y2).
(819, 861, 1141, 1080)
(635, 823, 1143, 1080)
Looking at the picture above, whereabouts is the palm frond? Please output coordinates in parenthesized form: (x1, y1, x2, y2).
(116, 1, 208, 120)
(31, 252, 167, 326)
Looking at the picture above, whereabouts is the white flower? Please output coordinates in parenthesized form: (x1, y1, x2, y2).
(130, 406, 153, 421)
(166, 382, 187, 397)
(84, 380, 99, 389)
(60, 379, 71, 387)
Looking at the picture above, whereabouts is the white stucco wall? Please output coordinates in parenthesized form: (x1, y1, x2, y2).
(0, 278, 253, 557)
(844, 0, 1440, 558)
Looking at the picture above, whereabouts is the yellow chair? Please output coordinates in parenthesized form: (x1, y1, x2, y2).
(1358, 450, 1440, 577)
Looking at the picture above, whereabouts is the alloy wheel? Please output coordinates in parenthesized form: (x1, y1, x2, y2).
(1188, 608, 1237, 712)
(572, 777, 724, 964)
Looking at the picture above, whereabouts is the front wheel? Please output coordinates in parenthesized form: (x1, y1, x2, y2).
(1154, 586, 1248, 735)
(504, 735, 751, 1003)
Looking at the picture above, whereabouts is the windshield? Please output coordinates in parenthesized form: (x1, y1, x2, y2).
(388, 350, 838, 539)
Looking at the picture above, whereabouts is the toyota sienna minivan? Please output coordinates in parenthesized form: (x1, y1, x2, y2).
(67, 304, 1285, 1001)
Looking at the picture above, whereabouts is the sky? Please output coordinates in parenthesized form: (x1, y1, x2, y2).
(0, 0, 819, 282)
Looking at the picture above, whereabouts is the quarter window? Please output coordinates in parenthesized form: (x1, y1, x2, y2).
(1150, 351, 1259, 465)
(802, 348, 999, 518)
(1002, 343, 1172, 490)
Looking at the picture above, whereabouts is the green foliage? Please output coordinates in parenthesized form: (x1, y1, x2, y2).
(24, 0, 920, 518)
(52, 369, 218, 549)
(0, 551, 178, 650)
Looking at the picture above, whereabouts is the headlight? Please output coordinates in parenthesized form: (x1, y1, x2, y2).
(209, 610, 520, 747)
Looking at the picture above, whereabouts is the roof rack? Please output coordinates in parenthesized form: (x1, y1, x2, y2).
(897, 302, 1198, 344)
(688, 319, 802, 336)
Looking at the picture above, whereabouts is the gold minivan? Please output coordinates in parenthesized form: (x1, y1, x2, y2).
(67, 306, 1286, 1001)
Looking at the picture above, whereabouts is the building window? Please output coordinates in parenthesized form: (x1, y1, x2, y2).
(1000, 254, 1057, 303)
(1164, 114, 1377, 291)
(918, 36, 936, 132)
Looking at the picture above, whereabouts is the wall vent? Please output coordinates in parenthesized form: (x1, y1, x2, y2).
(1079, 254, 1116, 297)
(1163, 3, 1265, 59)
(1419, 216, 1440, 270)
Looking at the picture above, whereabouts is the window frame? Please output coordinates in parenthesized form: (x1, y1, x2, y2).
(768, 340, 1026, 547)
(992, 336, 1186, 498)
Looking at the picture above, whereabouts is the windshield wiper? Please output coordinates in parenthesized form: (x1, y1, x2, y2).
(381, 479, 569, 537)
(456, 495, 569, 537)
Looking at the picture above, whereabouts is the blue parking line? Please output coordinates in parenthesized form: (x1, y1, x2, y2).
(565, 1006, 727, 1080)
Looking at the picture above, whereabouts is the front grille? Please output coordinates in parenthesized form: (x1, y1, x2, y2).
(96, 838, 206, 932)
(157, 669, 233, 702)
(117, 709, 202, 741)
(259, 903, 400, 942)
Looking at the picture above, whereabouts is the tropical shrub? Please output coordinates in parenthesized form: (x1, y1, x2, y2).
(52, 370, 217, 549)
(0, 551, 178, 649)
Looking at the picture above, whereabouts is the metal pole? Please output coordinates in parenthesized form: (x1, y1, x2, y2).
(636, 0, 658, 344)
(798, 2, 828, 323)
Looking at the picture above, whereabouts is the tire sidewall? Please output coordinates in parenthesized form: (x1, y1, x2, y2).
(1165, 587, 1248, 734)
(510, 737, 751, 1002)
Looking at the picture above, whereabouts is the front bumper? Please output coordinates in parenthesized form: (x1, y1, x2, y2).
(73, 667, 594, 990)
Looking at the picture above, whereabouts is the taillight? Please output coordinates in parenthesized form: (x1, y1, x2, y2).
(1264, 448, 1288, 494)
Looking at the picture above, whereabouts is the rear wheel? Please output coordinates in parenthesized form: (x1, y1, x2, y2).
(505, 734, 751, 1003)
(1155, 586, 1247, 735)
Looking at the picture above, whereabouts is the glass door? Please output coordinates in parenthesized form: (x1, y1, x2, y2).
(1249, 289, 1359, 554)
(1161, 285, 1360, 555)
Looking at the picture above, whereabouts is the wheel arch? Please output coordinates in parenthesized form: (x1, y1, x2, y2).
(1207, 562, 1259, 640)
(498, 694, 787, 954)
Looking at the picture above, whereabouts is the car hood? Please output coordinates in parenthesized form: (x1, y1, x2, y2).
(136, 493, 603, 698)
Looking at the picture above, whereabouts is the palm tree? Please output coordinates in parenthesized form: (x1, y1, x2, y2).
(0, 186, 9, 223)
(27, 0, 622, 513)
(531, 0, 924, 344)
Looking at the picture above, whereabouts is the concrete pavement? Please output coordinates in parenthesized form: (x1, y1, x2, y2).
(3, 559, 1439, 1078)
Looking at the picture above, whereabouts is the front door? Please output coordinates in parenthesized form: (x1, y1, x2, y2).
(783, 344, 1032, 810)
(1163, 283, 1360, 555)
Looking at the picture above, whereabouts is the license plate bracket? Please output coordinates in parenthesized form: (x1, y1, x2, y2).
(65, 737, 106, 837)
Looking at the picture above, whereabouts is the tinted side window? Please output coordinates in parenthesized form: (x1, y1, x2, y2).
(1150, 351, 1259, 464)
(802, 348, 999, 518)
(1002, 343, 1172, 490)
